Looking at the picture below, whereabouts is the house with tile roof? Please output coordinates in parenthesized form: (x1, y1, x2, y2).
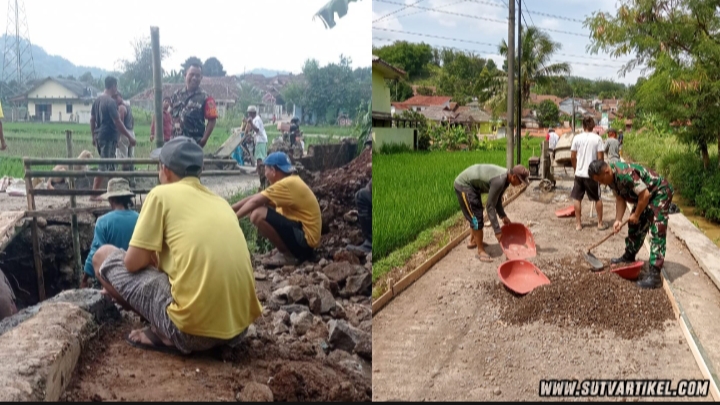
(129, 76, 239, 119)
(11, 77, 100, 123)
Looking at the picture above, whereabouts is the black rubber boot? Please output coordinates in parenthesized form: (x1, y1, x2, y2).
(611, 251, 636, 265)
(637, 265, 662, 289)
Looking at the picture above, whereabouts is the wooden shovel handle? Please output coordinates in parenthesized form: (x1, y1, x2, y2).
(586, 218, 630, 252)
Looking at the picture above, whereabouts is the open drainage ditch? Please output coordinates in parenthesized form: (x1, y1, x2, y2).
(1, 219, 94, 309)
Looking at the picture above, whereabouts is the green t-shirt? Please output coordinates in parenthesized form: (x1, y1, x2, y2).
(454, 164, 508, 192)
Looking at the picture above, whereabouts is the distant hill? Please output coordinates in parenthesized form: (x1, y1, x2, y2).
(0, 34, 113, 80)
(245, 68, 293, 77)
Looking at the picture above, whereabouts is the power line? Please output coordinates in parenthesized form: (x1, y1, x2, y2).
(392, 0, 470, 21)
(373, 0, 426, 23)
(372, 28, 629, 64)
(467, 0, 586, 23)
(373, 0, 589, 37)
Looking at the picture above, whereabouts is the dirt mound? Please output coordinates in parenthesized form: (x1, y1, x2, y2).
(61, 312, 371, 402)
(485, 257, 674, 339)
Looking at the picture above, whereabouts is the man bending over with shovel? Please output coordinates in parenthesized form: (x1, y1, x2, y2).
(588, 160, 674, 289)
(454, 164, 530, 262)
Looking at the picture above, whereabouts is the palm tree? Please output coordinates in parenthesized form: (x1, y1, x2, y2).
(485, 27, 571, 115)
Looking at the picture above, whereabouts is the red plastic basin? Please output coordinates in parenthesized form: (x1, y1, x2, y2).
(555, 205, 575, 218)
(498, 259, 551, 295)
(500, 223, 537, 260)
(611, 261, 644, 281)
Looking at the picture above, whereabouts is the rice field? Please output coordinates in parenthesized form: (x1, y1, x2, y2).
(373, 137, 542, 260)
(0, 122, 352, 177)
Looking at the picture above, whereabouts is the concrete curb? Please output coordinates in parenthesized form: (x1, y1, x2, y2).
(0, 290, 119, 401)
(667, 213, 720, 293)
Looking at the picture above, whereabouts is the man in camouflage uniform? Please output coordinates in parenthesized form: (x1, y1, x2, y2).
(170, 63, 218, 147)
(588, 160, 674, 289)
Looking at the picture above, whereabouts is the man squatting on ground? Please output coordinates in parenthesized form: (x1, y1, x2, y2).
(589, 160, 674, 289)
(90, 76, 136, 201)
(233, 152, 322, 268)
(454, 164, 530, 262)
(92, 137, 262, 354)
(81, 178, 139, 289)
(570, 116, 605, 231)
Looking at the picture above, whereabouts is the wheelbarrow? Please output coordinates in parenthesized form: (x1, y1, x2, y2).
(499, 223, 537, 260)
(498, 259, 551, 295)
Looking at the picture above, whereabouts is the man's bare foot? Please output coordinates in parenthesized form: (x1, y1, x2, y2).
(476, 251, 493, 262)
(128, 326, 174, 347)
(575, 224, 583, 231)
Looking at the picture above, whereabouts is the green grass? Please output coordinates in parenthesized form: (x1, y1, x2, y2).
(372, 212, 462, 287)
(0, 121, 351, 177)
(372, 137, 541, 261)
(228, 188, 274, 256)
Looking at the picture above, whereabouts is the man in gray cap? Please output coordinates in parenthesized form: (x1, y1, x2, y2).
(92, 137, 262, 354)
(454, 164, 530, 262)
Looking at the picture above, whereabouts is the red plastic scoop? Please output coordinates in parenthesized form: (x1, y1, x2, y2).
(500, 223, 537, 260)
(497, 259, 551, 295)
(555, 205, 575, 218)
(611, 261, 644, 281)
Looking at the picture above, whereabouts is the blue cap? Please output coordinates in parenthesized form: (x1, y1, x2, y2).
(264, 152, 295, 174)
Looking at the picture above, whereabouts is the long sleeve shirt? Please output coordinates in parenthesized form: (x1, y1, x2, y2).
(454, 164, 510, 234)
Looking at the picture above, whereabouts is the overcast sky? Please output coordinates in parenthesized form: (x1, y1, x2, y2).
(372, 0, 643, 85)
(22, 0, 371, 75)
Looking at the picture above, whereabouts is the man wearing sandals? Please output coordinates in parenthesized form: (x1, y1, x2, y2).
(93, 137, 262, 354)
(454, 164, 530, 262)
(570, 116, 606, 231)
(588, 160, 674, 289)
(233, 152, 321, 268)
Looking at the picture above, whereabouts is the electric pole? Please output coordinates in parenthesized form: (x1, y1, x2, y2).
(506, 0, 515, 169)
(516, 0, 522, 166)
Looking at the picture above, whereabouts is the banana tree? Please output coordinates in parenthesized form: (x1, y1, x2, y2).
(314, 0, 360, 29)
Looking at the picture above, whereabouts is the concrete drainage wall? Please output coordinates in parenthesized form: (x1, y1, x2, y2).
(0, 289, 119, 401)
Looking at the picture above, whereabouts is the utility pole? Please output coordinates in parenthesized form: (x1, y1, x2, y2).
(572, 89, 576, 134)
(516, 0, 522, 165)
(506, 0, 515, 169)
(151, 27, 164, 149)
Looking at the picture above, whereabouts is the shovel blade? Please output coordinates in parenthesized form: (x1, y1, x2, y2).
(583, 251, 604, 270)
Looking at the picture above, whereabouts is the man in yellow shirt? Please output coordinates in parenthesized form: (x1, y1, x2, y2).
(92, 137, 262, 354)
(233, 151, 321, 267)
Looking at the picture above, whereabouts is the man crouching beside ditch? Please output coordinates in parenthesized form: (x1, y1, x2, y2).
(588, 160, 674, 289)
(92, 137, 262, 354)
(454, 163, 530, 262)
(233, 152, 322, 268)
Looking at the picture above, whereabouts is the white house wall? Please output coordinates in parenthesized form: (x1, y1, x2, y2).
(28, 101, 93, 123)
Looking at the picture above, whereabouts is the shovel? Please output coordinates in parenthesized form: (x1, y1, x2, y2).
(583, 218, 629, 270)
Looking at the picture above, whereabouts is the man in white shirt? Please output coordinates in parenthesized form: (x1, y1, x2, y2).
(570, 117, 605, 231)
(548, 128, 560, 160)
(245, 105, 268, 169)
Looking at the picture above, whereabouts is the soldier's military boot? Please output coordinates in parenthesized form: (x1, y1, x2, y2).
(611, 251, 635, 265)
(637, 265, 662, 289)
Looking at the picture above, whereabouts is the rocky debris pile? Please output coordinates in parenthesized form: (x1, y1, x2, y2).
(485, 258, 674, 339)
(252, 257, 372, 358)
(241, 146, 372, 399)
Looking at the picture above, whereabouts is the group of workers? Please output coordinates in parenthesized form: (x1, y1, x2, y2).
(453, 116, 671, 289)
(0, 61, 375, 350)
